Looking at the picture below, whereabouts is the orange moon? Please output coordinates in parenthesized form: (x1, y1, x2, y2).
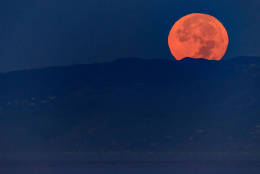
(168, 13, 229, 61)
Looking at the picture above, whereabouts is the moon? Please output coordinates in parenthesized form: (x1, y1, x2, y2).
(168, 13, 229, 61)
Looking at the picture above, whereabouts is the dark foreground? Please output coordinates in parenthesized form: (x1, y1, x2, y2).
(1, 161, 260, 174)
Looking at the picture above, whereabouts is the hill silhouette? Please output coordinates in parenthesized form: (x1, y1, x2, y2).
(0, 57, 260, 160)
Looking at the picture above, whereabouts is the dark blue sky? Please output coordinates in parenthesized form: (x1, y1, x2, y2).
(0, 0, 259, 71)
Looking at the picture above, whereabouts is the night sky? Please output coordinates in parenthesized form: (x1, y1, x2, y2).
(0, 0, 259, 71)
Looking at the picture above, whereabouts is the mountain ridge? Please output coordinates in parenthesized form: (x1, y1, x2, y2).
(3, 56, 260, 74)
(0, 56, 259, 159)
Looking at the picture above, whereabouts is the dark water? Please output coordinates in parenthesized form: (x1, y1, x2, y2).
(2, 167, 260, 174)
(1, 162, 260, 174)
